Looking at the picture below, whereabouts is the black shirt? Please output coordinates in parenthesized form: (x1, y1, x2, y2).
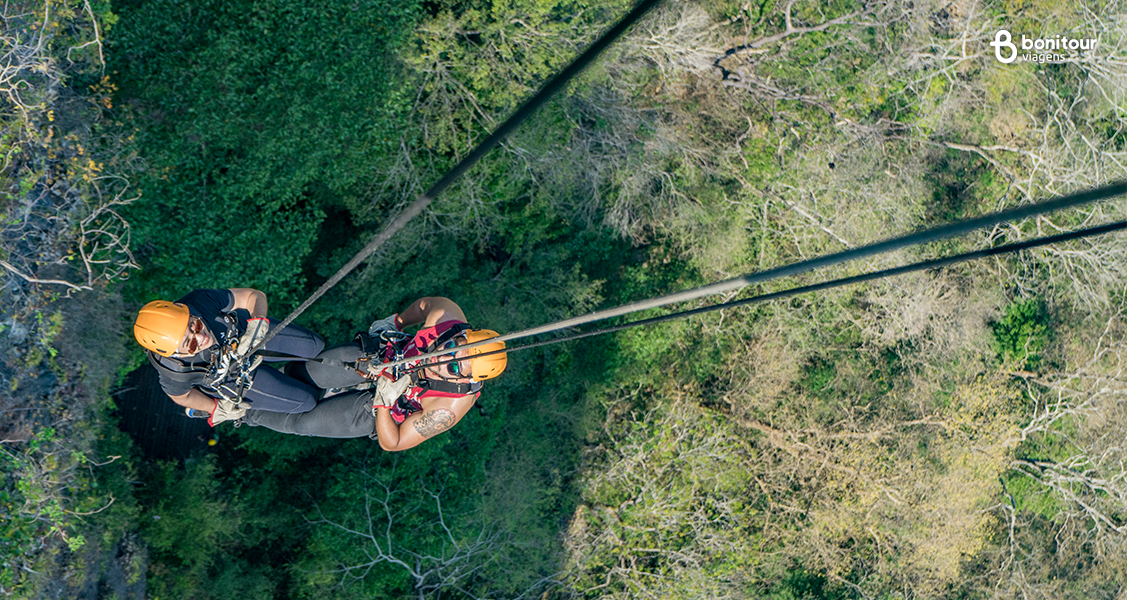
(150, 289, 250, 397)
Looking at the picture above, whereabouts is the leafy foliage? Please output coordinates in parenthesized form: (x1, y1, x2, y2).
(108, 0, 422, 304)
(991, 297, 1051, 370)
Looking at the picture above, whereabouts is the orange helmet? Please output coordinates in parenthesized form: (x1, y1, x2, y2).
(464, 329, 507, 382)
(134, 300, 190, 357)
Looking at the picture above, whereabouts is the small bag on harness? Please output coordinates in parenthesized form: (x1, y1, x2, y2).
(388, 394, 423, 424)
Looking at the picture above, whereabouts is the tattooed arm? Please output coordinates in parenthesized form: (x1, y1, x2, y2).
(374, 393, 479, 452)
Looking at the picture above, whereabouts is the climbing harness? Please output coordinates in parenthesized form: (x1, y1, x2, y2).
(362, 322, 485, 422)
(371, 326, 487, 421)
(148, 311, 263, 406)
(203, 313, 262, 401)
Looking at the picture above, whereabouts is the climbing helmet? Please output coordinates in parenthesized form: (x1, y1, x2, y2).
(134, 300, 191, 357)
(463, 329, 507, 382)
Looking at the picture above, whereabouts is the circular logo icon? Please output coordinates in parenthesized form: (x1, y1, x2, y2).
(991, 30, 1018, 64)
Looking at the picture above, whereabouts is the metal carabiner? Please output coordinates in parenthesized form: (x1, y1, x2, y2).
(353, 356, 379, 380)
(378, 330, 412, 343)
(222, 312, 240, 345)
(377, 330, 412, 379)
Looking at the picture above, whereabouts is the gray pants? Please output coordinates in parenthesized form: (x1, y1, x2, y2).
(242, 390, 377, 438)
(238, 320, 325, 414)
(285, 342, 370, 389)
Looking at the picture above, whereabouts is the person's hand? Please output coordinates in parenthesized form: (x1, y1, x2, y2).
(375, 371, 412, 406)
(368, 314, 399, 337)
(208, 398, 249, 427)
(236, 317, 270, 357)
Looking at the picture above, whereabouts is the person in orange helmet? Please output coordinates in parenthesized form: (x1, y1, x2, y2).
(133, 288, 324, 425)
(241, 297, 507, 451)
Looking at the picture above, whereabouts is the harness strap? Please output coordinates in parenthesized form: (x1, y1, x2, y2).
(410, 376, 483, 396)
(148, 351, 227, 397)
(426, 322, 472, 352)
(254, 349, 351, 366)
(353, 331, 382, 354)
(148, 351, 212, 378)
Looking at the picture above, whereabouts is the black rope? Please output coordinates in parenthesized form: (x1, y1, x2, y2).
(412, 218, 1127, 371)
(387, 180, 1127, 368)
(249, 0, 665, 356)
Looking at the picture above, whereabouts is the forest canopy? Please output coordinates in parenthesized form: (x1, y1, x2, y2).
(2, 0, 1127, 598)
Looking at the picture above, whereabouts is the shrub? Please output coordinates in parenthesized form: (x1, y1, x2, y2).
(990, 298, 1051, 370)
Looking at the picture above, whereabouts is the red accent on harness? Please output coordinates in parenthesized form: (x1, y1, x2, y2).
(385, 320, 471, 423)
(385, 320, 469, 400)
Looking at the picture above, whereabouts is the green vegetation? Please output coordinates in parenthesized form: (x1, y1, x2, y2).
(108, 0, 422, 303)
(4, 0, 1127, 598)
(1, 0, 140, 594)
(991, 297, 1051, 370)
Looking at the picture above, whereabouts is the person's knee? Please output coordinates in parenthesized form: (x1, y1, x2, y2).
(264, 323, 324, 358)
(307, 331, 325, 356)
(244, 370, 319, 414)
(293, 327, 325, 357)
(285, 393, 317, 414)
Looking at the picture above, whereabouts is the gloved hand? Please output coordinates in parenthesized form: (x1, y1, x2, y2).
(368, 314, 399, 338)
(236, 317, 270, 357)
(208, 398, 248, 427)
(375, 371, 412, 407)
(372, 389, 423, 423)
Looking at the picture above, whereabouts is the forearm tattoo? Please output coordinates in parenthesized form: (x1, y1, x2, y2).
(413, 408, 455, 438)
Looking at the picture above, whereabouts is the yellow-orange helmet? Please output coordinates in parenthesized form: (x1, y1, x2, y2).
(134, 300, 190, 357)
(464, 329, 507, 382)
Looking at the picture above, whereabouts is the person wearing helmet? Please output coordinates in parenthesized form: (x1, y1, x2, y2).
(241, 296, 507, 450)
(134, 288, 325, 425)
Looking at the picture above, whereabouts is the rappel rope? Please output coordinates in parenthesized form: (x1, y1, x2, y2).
(385, 181, 1127, 370)
(245, 0, 666, 358)
(415, 216, 1127, 372)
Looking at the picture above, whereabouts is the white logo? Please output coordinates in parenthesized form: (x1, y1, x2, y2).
(991, 29, 1097, 64)
(991, 29, 1018, 63)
